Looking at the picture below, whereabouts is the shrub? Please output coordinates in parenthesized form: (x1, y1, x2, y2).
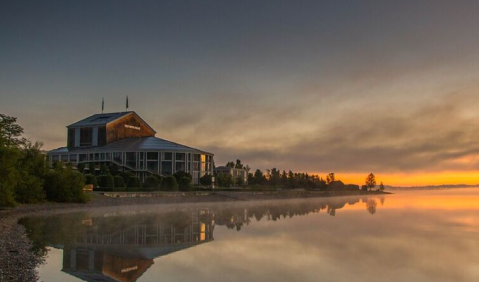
(100, 164, 109, 175)
(76, 162, 85, 173)
(173, 171, 192, 183)
(88, 163, 96, 175)
(127, 176, 141, 188)
(200, 174, 213, 186)
(114, 175, 125, 188)
(43, 166, 88, 203)
(143, 176, 159, 190)
(109, 164, 119, 176)
(84, 174, 97, 187)
(179, 177, 192, 191)
(98, 174, 114, 188)
(162, 176, 178, 191)
(120, 171, 135, 183)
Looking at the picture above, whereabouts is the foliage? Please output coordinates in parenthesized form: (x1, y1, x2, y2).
(326, 173, 335, 184)
(379, 182, 385, 191)
(365, 173, 377, 191)
(84, 174, 97, 187)
(113, 176, 125, 188)
(143, 176, 160, 190)
(88, 162, 96, 175)
(127, 176, 141, 188)
(216, 173, 233, 187)
(109, 164, 119, 176)
(179, 177, 192, 191)
(173, 171, 192, 183)
(97, 174, 114, 188)
(100, 164, 109, 175)
(236, 176, 244, 186)
(0, 113, 26, 147)
(119, 171, 135, 183)
(199, 174, 213, 186)
(162, 175, 178, 191)
(77, 162, 85, 173)
(43, 164, 88, 203)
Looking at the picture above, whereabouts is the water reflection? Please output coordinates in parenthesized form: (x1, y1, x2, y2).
(20, 196, 380, 282)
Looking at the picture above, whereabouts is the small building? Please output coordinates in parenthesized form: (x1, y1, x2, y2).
(214, 166, 249, 185)
(48, 111, 214, 185)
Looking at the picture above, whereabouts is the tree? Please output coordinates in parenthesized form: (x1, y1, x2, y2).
(173, 171, 192, 183)
(235, 159, 243, 169)
(162, 176, 178, 191)
(226, 161, 235, 168)
(43, 164, 88, 203)
(365, 173, 376, 191)
(100, 164, 109, 175)
(200, 174, 213, 186)
(88, 162, 96, 175)
(77, 163, 85, 173)
(179, 177, 192, 191)
(254, 169, 264, 185)
(326, 173, 335, 184)
(0, 113, 25, 147)
(379, 182, 385, 191)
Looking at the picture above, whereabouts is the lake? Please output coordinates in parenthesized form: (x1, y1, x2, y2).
(20, 188, 479, 282)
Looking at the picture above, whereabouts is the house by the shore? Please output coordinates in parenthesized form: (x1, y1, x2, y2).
(47, 111, 214, 185)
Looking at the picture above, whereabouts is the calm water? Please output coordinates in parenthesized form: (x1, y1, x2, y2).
(20, 188, 479, 282)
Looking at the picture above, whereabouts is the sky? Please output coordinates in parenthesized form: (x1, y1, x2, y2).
(2, 0, 479, 186)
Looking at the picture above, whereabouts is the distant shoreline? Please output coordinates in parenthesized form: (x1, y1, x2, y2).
(386, 184, 479, 190)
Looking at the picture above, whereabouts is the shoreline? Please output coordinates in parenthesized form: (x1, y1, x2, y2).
(0, 190, 388, 282)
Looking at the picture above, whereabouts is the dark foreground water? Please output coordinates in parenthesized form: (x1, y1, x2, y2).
(20, 188, 479, 282)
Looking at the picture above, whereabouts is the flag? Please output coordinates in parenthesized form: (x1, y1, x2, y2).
(126, 95, 129, 110)
(101, 97, 104, 113)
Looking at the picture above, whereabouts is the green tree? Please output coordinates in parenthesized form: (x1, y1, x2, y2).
(162, 176, 178, 191)
(254, 169, 264, 185)
(77, 163, 85, 173)
(199, 174, 213, 186)
(235, 159, 243, 169)
(365, 173, 377, 191)
(179, 177, 192, 191)
(0, 113, 25, 147)
(226, 161, 235, 168)
(88, 162, 96, 175)
(84, 174, 97, 187)
(43, 163, 88, 203)
(379, 182, 385, 191)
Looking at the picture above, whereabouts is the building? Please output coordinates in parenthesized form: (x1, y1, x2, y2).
(214, 166, 249, 185)
(47, 111, 214, 185)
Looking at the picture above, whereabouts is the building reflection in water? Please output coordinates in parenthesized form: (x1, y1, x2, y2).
(20, 196, 383, 282)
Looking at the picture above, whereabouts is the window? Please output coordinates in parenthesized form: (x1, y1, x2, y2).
(68, 129, 75, 148)
(176, 153, 185, 161)
(147, 161, 159, 173)
(193, 154, 200, 162)
(80, 127, 92, 147)
(164, 152, 172, 160)
(176, 162, 185, 172)
(70, 154, 77, 162)
(126, 152, 137, 168)
(98, 126, 106, 146)
(147, 152, 158, 160)
(61, 155, 69, 162)
(79, 154, 87, 162)
(162, 161, 172, 174)
(113, 152, 123, 163)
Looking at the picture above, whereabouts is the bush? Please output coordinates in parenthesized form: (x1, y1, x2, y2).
(162, 175, 178, 191)
(77, 162, 85, 173)
(127, 176, 141, 188)
(114, 175, 125, 188)
(88, 163, 96, 175)
(109, 164, 119, 176)
(100, 164, 109, 175)
(179, 177, 192, 191)
(120, 171, 135, 183)
(43, 166, 88, 203)
(98, 174, 114, 188)
(173, 171, 192, 183)
(84, 174, 97, 187)
(143, 176, 159, 190)
(200, 174, 213, 186)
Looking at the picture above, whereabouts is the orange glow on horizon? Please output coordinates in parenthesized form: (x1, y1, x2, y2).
(311, 171, 479, 187)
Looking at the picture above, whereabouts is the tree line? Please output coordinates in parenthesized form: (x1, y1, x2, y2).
(0, 113, 88, 207)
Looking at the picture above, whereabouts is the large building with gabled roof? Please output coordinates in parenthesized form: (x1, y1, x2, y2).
(48, 111, 214, 185)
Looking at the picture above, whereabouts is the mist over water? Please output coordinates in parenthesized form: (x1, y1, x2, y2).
(20, 188, 479, 282)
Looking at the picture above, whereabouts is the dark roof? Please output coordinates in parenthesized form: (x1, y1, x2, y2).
(49, 136, 213, 155)
(67, 112, 133, 128)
